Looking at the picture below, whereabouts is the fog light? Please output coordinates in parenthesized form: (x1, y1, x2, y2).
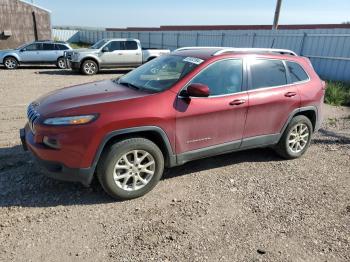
(43, 136, 60, 149)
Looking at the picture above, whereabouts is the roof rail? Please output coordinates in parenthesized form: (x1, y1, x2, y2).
(174, 46, 223, 52)
(213, 48, 298, 56)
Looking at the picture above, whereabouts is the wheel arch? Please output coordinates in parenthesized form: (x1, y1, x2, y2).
(3, 54, 20, 63)
(81, 56, 100, 68)
(146, 56, 157, 62)
(92, 126, 176, 173)
(280, 106, 318, 136)
(294, 109, 317, 131)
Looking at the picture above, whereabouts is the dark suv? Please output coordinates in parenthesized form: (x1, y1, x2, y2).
(20, 47, 326, 200)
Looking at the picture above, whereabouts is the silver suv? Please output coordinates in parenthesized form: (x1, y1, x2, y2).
(0, 40, 72, 69)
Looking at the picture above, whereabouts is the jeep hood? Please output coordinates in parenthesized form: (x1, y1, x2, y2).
(34, 79, 152, 116)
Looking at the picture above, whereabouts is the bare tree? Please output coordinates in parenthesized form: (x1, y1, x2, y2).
(272, 0, 283, 30)
(342, 21, 350, 24)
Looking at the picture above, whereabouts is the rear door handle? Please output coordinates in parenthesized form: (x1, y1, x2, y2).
(285, 92, 297, 97)
(229, 99, 246, 106)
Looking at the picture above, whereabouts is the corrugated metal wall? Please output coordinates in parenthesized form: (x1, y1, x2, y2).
(52, 29, 79, 42)
(53, 28, 350, 82)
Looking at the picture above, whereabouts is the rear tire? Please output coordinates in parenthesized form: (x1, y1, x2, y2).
(56, 57, 66, 69)
(81, 60, 98, 75)
(3, 56, 18, 69)
(274, 115, 313, 159)
(97, 138, 164, 200)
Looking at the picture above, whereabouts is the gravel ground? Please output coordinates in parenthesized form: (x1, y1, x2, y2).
(0, 66, 349, 262)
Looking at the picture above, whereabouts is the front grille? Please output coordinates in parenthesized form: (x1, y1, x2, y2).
(27, 103, 40, 134)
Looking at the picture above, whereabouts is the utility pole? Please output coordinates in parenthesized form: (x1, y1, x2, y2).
(272, 0, 282, 30)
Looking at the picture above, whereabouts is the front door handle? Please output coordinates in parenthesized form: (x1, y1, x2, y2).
(229, 99, 246, 106)
(285, 92, 297, 97)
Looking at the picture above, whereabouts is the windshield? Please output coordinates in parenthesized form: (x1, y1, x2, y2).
(117, 55, 203, 92)
(90, 39, 108, 49)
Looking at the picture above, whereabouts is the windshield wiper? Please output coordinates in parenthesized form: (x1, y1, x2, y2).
(117, 80, 142, 90)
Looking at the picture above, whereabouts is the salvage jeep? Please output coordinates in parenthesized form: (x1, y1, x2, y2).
(20, 47, 325, 200)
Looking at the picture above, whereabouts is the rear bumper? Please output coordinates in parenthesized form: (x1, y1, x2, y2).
(20, 128, 94, 186)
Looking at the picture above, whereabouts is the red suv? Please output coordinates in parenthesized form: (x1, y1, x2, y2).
(20, 47, 326, 200)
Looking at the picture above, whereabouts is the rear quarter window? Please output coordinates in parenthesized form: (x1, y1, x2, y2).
(56, 44, 69, 50)
(286, 61, 309, 83)
(250, 59, 287, 89)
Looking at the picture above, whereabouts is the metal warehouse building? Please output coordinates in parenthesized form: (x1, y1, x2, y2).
(0, 0, 51, 49)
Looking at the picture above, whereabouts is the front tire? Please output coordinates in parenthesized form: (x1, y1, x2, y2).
(3, 56, 18, 69)
(97, 138, 164, 200)
(274, 115, 313, 159)
(81, 60, 98, 75)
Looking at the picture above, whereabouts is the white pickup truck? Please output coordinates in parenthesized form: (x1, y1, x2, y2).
(65, 38, 170, 75)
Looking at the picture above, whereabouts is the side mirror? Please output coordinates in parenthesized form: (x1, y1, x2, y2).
(20, 49, 26, 52)
(102, 46, 109, 52)
(185, 83, 210, 97)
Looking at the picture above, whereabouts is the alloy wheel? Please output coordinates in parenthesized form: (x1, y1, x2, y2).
(287, 123, 309, 153)
(83, 62, 96, 74)
(113, 150, 155, 191)
(57, 58, 66, 69)
(4, 58, 17, 69)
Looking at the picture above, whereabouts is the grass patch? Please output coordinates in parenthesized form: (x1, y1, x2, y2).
(325, 81, 350, 106)
(69, 42, 91, 49)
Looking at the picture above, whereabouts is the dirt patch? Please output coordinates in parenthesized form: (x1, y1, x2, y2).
(0, 67, 349, 261)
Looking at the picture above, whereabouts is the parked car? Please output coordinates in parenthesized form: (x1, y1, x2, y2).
(0, 40, 72, 69)
(20, 47, 326, 200)
(64, 38, 170, 75)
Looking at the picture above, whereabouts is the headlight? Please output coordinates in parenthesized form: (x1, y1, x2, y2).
(43, 115, 97, 126)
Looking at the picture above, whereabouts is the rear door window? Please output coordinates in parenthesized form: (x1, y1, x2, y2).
(125, 41, 138, 50)
(250, 59, 287, 89)
(43, 43, 55, 50)
(286, 61, 309, 83)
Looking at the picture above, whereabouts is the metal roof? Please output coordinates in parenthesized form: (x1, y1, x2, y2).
(19, 0, 51, 13)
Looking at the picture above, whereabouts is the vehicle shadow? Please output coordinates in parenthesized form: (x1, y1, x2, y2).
(0, 144, 281, 208)
(164, 147, 280, 180)
(8, 65, 58, 70)
(37, 68, 133, 76)
(315, 128, 350, 143)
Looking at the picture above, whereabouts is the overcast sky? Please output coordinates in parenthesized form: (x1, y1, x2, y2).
(25, 0, 350, 28)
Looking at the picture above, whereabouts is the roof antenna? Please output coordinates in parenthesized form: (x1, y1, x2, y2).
(270, 38, 275, 48)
